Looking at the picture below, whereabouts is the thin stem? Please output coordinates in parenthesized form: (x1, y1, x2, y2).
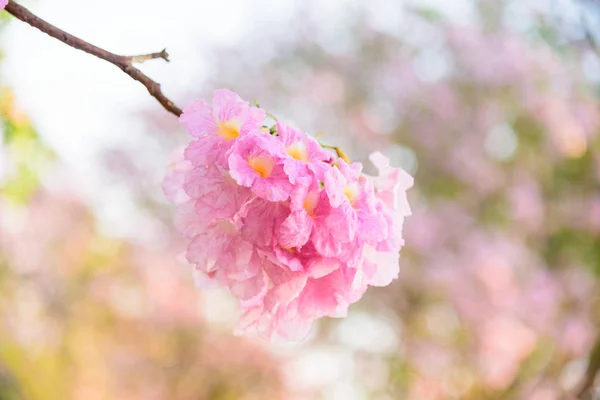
(3, 0, 182, 117)
(252, 99, 278, 121)
(574, 339, 600, 399)
(320, 143, 351, 163)
(125, 49, 170, 64)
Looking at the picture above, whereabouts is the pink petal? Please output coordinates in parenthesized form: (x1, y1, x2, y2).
(162, 151, 192, 204)
(238, 198, 289, 247)
(324, 166, 346, 208)
(307, 257, 340, 279)
(234, 306, 263, 336)
(253, 168, 293, 201)
(179, 99, 216, 137)
(324, 203, 357, 243)
(231, 269, 269, 308)
(186, 230, 230, 272)
(362, 245, 400, 287)
(279, 210, 314, 249)
(213, 89, 247, 122)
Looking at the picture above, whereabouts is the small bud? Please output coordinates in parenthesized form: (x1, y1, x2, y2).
(335, 147, 351, 163)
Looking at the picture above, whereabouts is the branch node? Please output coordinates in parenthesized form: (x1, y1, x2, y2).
(126, 49, 170, 64)
(160, 48, 170, 62)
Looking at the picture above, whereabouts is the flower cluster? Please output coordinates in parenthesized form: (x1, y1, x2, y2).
(0, 0, 6, 11)
(163, 89, 412, 340)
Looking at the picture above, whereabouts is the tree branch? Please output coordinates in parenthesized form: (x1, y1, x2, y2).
(3, 0, 182, 117)
(574, 339, 600, 399)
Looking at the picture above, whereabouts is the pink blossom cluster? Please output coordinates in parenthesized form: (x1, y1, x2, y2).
(0, 0, 7, 10)
(163, 89, 412, 340)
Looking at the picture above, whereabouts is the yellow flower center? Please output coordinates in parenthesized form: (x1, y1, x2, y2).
(215, 219, 237, 234)
(285, 142, 308, 162)
(248, 155, 274, 178)
(280, 245, 297, 254)
(343, 184, 359, 205)
(303, 190, 319, 217)
(217, 120, 241, 141)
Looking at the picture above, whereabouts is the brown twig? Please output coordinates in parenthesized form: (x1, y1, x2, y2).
(125, 49, 170, 64)
(574, 339, 600, 399)
(3, 0, 182, 117)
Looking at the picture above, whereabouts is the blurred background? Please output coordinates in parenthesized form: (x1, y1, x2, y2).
(1, 0, 600, 398)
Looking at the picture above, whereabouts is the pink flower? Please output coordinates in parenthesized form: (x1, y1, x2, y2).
(321, 160, 389, 251)
(276, 121, 332, 183)
(369, 152, 413, 217)
(235, 257, 364, 341)
(180, 89, 265, 167)
(0, 0, 8, 11)
(228, 132, 293, 202)
(184, 165, 251, 221)
(360, 243, 401, 287)
(354, 153, 414, 286)
(236, 197, 289, 248)
(324, 159, 362, 209)
(278, 175, 322, 249)
(186, 219, 253, 278)
(228, 254, 270, 307)
(162, 148, 193, 205)
(165, 89, 412, 341)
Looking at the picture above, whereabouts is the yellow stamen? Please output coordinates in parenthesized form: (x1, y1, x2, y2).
(343, 184, 359, 205)
(248, 155, 274, 178)
(303, 190, 319, 217)
(280, 245, 297, 254)
(217, 120, 241, 140)
(215, 219, 237, 234)
(285, 142, 309, 162)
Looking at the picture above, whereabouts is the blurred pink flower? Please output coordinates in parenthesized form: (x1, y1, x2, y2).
(162, 148, 193, 204)
(559, 316, 595, 356)
(508, 179, 544, 233)
(587, 196, 600, 233)
(478, 316, 537, 389)
(447, 28, 530, 87)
